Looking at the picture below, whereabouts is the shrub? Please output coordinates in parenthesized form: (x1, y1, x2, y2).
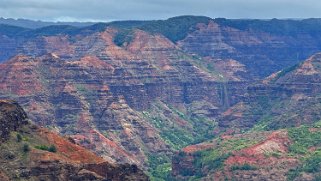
(231, 163, 257, 171)
(302, 152, 321, 173)
(208, 154, 230, 170)
(23, 144, 30, 153)
(287, 151, 321, 180)
(35, 145, 49, 151)
(288, 126, 321, 154)
(16, 133, 22, 142)
(113, 29, 134, 46)
(48, 145, 57, 153)
(35, 145, 57, 153)
(287, 168, 301, 181)
(289, 144, 308, 155)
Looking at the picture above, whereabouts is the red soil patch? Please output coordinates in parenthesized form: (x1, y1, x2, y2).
(37, 128, 104, 164)
(183, 143, 214, 153)
(225, 131, 292, 166)
(88, 129, 136, 162)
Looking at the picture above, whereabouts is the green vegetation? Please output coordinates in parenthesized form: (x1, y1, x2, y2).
(288, 126, 321, 155)
(249, 96, 280, 131)
(287, 151, 321, 180)
(190, 138, 258, 176)
(195, 152, 230, 172)
(271, 63, 302, 83)
(142, 101, 216, 180)
(113, 29, 134, 46)
(35, 145, 57, 153)
(0, 126, 59, 177)
(0, 24, 29, 37)
(147, 119, 192, 148)
(214, 18, 321, 36)
(142, 102, 215, 150)
(3, 16, 321, 44)
(139, 16, 211, 42)
(314, 120, 321, 128)
(28, 25, 78, 36)
(148, 153, 172, 181)
(23, 144, 30, 153)
(92, 15, 211, 43)
(286, 126, 321, 180)
(251, 94, 321, 132)
(231, 163, 257, 171)
(16, 133, 22, 142)
(303, 151, 321, 173)
(0, 24, 82, 38)
(48, 145, 57, 153)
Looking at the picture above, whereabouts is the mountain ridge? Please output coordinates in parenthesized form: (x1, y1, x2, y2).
(0, 99, 148, 181)
(1, 16, 321, 180)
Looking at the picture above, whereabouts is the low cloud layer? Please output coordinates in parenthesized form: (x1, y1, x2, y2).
(0, 0, 321, 22)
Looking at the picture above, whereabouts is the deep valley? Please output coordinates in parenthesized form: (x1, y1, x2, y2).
(0, 16, 320, 180)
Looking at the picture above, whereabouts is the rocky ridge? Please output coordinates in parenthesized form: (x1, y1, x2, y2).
(172, 53, 321, 180)
(0, 100, 148, 181)
(1, 16, 321, 180)
(0, 26, 227, 170)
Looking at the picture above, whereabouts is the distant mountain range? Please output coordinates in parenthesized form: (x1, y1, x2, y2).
(0, 17, 96, 29)
(0, 15, 321, 180)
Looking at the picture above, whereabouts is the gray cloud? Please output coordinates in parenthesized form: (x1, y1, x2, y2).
(0, 0, 321, 22)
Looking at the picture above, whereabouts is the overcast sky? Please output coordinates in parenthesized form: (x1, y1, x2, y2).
(0, 0, 321, 22)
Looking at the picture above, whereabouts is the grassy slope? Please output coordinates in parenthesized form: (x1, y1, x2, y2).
(142, 101, 216, 180)
(0, 124, 57, 179)
(175, 125, 320, 180)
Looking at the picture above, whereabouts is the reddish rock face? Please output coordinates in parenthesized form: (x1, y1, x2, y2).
(225, 131, 292, 165)
(178, 20, 321, 77)
(2, 17, 321, 180)
(273, 53, 321, 84)
(0, 100, 148, 181)
(171, 52, 321, 180)
(172, 130, 301, 181)
(0, 27, 228, 168)
(219, 53, 321, 132)
(0, 55, 45, 96)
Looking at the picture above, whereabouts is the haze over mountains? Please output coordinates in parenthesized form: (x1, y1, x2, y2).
(0, 16, 320, 180)
(0, 17, 96, 29)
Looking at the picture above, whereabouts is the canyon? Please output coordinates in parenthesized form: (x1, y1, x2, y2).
(0, 16, 321, 180)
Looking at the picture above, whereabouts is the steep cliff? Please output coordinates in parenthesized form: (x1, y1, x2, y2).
(3, 16, 321, 77)
(0, 24, 227, 173)
(178, 18, 321, 77)
(220, 53, 321, 132)
(0, 100, 148, 181)
(173, 52, 321, 180)
(1, 16, 321, 180)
